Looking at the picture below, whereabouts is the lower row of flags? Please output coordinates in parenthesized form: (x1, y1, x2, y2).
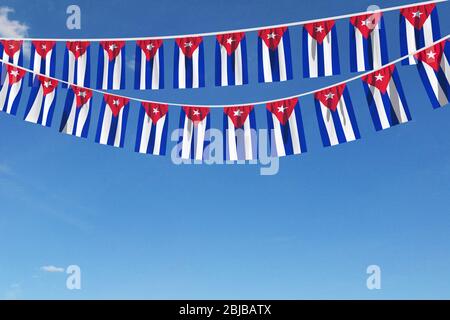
(0, 40, 449, 161)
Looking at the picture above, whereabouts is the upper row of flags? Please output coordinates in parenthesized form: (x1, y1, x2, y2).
(0, 39, 448, 161)
(0, 3, 443, 91)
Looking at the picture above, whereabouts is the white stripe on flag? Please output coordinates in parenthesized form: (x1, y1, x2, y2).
(32, 53, 42, 82)
(423, 62, 448, 106)
(234, 43, 243, 86)
(67, 52, 75, 84)
(112, 51, 122, 90)
(369, 85, 391, 129)
(320, 102, 339, 146)
(308, 35, 318, 78)
(386, 79, 409, 123)
(278, 39, 287, 81)
(227, 117, 238, 161)
(262, 42, 272, 82)
(181, 117, 193, 159)
(25, 88, 44, 123)
(139, 114, 153, 153)
(323, 32, 333, 76)
(41, 91, 55, 126)
(371, 27, 382, 70)
(113, 107, 124, 147)
(77, 52, 88, 86)
(140, 49, 146, 90)
(195, 117, 207, 160)
(76, 103, 89, 137)
(99, 104, 112, 145)
(355, 28, 366, 72)
(405, 22, 417, 65)
(152, 49, 160, 90)
(178, 47, 186, 89)
(220, 45, 228, 86)
(45, 50, 52, 76)
(153, 115, 166, 155)
(423, 17, 434, 47)
(336, 97, 357, 142)
(288, 111, 302, 154)
(243, 117, 253, 160)
(271, 114, 286, 157)
(192, 48, 199, 88)
(102, 49, 109, 89)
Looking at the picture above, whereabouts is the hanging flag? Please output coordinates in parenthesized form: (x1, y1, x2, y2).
(95, 94, 129, 148)
(174, 37, 205, 89)
(362, 65, 411, 131)
(266, 98, 307, 157)
(415, 40, 450, 109)
(178, 106, 210, 160)
(400, 4, 441, 65)
(135, 39, 164, 90)
(223, 105, 257, 161)
(97, 41, 126, 90)
(349, 12, 389, 72)
(257, 27, 293, 83)
(29, 41, 57, 86)
(0, 65, 26, 115)
(215, 32, 248, 87)
(303, 20, 340, 78)
(135, 102, 169, 156)
(0, 40, 23, 80)
(63, 41, 91, 88)
(59, 85, 92, 138)
(314, 84, 360, 147)
(24, 76, 58, 127)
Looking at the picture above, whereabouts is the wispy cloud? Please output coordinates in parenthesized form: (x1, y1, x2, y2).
(0, 7, 28, 38)
(41, 265, 65, 273)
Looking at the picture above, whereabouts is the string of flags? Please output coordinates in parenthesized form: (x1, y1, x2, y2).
(0, 37, 448, 162)
(0, 1, 445, 91)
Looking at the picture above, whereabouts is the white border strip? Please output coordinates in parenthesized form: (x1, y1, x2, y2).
(0, 0, 447, 41)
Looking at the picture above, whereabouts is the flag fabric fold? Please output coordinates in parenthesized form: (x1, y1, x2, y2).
(0, 65, 26, 115)
(215, 32, 248, 87)
(349, 12, 389, 72)
(24, 76, 58, 127)
(60, 85, 92, 138)
(303, 20, 340, 78)
(95, 94, 129, 148)
(178, 106, 210, 160)
(223, 105, 257, 161)
(415, 40, 450, 109)
(362, 65, 411, 131)
(400, 4, 441, 65)
(314, 83, 360, 147)
(97, 41, 126, 90)
(135, 102, 169, 155)
(257, 27, 293, 83)
(135, 39, 164, 90)
(266, 98, 307, 157)
(63, 41, 91, 88)
(174, 37, 205, 89)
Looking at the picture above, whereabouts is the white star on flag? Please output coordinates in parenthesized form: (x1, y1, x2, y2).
(112, 99, 120, 106)
(146, 43, 154, 51)
(8, 44, 14, 49)
(109, 44, 118, 51)
(193, 109, 200, 116)
(226, 37, 235, 45)
(267, 32, 277, 39)
(375, 73, 384, 82)
(152, 108, 159, 114)
(43, 81, 52, 88)
(427, 50, 437, 60)
(233, 109, 243, 117)
(9, 70, 19, 77)
(412, 11, 423, 18)
(77, 91, 87, 98)
(184, 41, 193, 48)
(41, 44, 47, 50)
(277, 105, 287, 113)
(325, 92, 335, 100)
(315, 25, 324, 33)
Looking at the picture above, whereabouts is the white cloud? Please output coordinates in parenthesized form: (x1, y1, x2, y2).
(0, 7, 28, 38)
(41, 265, 65, 273)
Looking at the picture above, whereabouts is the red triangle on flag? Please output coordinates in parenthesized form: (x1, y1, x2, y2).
(304, 20, 335, 44)
(362, 65, 395, 94)
(37, 76, 58, 96)
(216, 32, 245, 56)
(100, 41, 126, 61)
(66, 41, 90, 59)
(258, 27, 288, 50)
(224, 105, 254, 128)
(415, 41, 446, 72)
(400, 4, 436, 30)
(32, 41, 56, 58)
(1, 40, 23, 57)
(137, 39, 163, 61)
(71, 85, 93, 108)
(6, 65, 26, 84)
(314, 83, 346, 112)
(266, 98, 298, 125)
(104, 94, 129, 117)
(183, 106, 210, 123)
(141, 102, 168, 125)
(176, 37, 203, 58)
(350, 13, 383, 39)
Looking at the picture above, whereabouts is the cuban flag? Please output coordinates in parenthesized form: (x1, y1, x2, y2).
(266, 98, 307, 157)
(257, 27, 293, 83)
(95, 94, 129, 148)
(223, 105, 257, 161)
(0, 40, 23, 79)
(29, 41, 57, 86)
(400, 4, 441, 65)
(24, 76, 58, 127)
(362, 65, 411, 131)
(59, 85, 92, 138)
(135, 102, 169, 156)
(63, 41, 91, 88)
(178, 106, 210, 160)
(97, 41, 126, 90)
(0, 65, 26, 115)
(135, 39, 164, 90)
(303, 20, 340, 78)
(314, 84, 360, 147)
(415, 40, 450, 109)
(350, 12, 389, 72)
(174, 37, 205, 89)
(216, 32, 248, 87)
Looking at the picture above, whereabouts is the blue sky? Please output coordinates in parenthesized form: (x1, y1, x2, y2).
(0, 0, 450, 299)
